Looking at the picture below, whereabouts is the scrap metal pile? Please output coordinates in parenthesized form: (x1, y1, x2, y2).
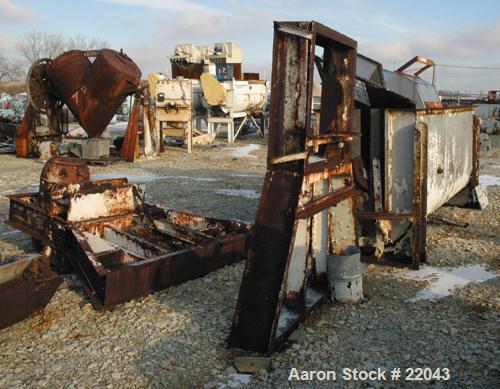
(0, 21, 486, 356)
(1, 156, 251, 327)
(1, 47, 252, 329)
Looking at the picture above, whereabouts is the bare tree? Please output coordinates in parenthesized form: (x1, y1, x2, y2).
(65, 35, 108, 51)
(0, 55, 23, 81)
(16, 31, 109, 66)
(16, 31, 66, 64)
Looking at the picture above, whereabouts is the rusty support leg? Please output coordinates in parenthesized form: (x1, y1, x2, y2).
(412, 122, 428, 269)
(121, 97, 141, 162)
(470, 115, 480, 188)
(229, 171, 303, 352)
(15, 105, 36, 158)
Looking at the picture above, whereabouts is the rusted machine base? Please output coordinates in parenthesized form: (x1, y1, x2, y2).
(0, 255, 62, 330)
(7, 187, 251, 310)
(67, 205, 251, 309)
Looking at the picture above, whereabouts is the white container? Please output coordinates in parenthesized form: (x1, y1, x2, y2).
(327, 246, 363, 303)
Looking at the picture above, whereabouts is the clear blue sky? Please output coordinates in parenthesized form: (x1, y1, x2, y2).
(1, 0, 499, 91)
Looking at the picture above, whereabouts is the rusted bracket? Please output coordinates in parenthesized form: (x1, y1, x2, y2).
(296, 186, 357, 219)
(120, 95, 142, 162)
(396, 55, 434, 76)
(229, 21, 358, 354)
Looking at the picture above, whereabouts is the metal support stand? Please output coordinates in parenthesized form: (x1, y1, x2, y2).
(207, 114, 263, 144)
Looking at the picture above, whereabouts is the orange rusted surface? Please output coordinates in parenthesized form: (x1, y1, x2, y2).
(46, 49, 141, 138)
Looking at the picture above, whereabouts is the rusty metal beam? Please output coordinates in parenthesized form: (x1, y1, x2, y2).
(296, 186, 357, 219)
(120, 97, 142, 162)
(396, 55, 433, 76)
(229, 21, 358, 353)
(356, 210, 415, 220)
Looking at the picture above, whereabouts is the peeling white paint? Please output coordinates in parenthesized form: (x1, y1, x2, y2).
(392, 177, 409, 197)
(422, 111, 473, 215)
(67, 187, 136, 222)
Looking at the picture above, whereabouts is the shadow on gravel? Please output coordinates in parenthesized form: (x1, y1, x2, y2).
(128, 263, 244, 388)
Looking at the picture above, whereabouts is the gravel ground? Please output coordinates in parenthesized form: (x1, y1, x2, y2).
(0, 133, 498, 388)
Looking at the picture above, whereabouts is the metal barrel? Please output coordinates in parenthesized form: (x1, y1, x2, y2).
(326, 246, 363, 303)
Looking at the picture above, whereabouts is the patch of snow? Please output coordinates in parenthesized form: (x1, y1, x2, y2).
(0, 184, 38, 197)
(233, 174, 261, 178)
(402, 264, 497, 302)
(0, 230, 21, 236)
(479, 175, 500, 187)
(215, 189, 260, 199)
(91, 174, 218, 184)
(214, 373, 252, 388)
(227, 144, 260, 158)
(226, 373, 252, 387)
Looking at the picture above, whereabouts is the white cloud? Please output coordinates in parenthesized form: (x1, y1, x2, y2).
(0, 0, 34, 22)
(361, 23, 500, 65)
(109, 1, 499, 92)
(0, 31, 17, 54)
(359, 23, 500, 91)
(410, 23, 500, 60)
(95, 0, 226, 15)
(122, 1, 282, 75)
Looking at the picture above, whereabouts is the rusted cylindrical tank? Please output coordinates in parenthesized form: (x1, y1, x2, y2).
(39, 157, 91, 215)
(46, 49, 141, 138)
(40, 156, 90, 187)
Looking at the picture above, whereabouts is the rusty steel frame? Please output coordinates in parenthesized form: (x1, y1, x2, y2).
(229, 21, 358, 353)
(0, 255, 62, 329)
(121, 84, 160, 162)
(396, 55, 434, 77)
(7, 178, 251, 312)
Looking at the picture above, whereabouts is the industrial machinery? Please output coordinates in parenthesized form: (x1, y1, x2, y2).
(0, 254, 62, 330)
(170, 42, 242, 81)
(307, 51, 483, 269)
(170, 42, 268, 143)
(353, 55, 483, 268)
(200, 73, 267, 142)
(383, 56, 442, 109)
(3, 156, 251, 326)
(229, 21, 358, 353)
(228, 20, 484, 354)
(148, 73, 206, 152)
(16, 49, 141, 160)
(3, 48, 253, 328)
